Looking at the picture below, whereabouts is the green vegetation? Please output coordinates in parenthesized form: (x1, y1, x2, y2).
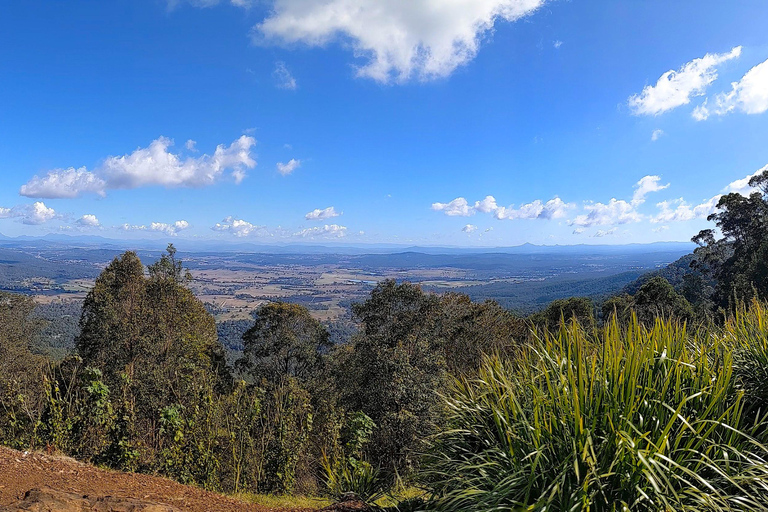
(1, 174, 768, 509)
(423, 311, 768, 510)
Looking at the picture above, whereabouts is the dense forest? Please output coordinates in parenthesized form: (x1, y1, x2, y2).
(2, 171, 768, 510)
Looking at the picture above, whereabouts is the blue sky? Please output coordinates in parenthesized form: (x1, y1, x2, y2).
(1, 0, 767, 246)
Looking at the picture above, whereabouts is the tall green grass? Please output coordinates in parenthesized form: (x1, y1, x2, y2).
(422, 311, 768, 511)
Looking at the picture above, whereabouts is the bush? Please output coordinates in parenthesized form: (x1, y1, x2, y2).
(422, 314, 768, 511)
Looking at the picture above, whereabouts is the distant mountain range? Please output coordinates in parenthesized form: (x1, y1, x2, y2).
(0, 232, 695, 256)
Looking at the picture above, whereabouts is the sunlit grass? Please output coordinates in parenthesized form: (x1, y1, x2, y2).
(234, 492, 332, 509)
(421, 309, 768, 511)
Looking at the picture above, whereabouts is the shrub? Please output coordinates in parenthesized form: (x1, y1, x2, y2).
(422, 315, 768, 511)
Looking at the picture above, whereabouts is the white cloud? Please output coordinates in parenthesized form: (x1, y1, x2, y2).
(704, 58, 768, 119)
(119, 223, 147, 232)
(570, 199, 642, 228)
(277, 158, 301, 176)
(76, 214, 101, 228)
(632, 175, 669, 205)
(150, 220, 190, 237)
(651, 129, 664, 141)
(168, 0, 253, 9)
(654, 225, 670, 233)
(20, 136, 256, 199)
(651, 197, 720, 223)
(628, 46, 742, 116)
(494, 197, 573, 220)
(20, 167, 107, 199)
(186, 139, 198, 151)
(593, 228, 617, 238)
(572, 228, 584, 235)
(0, 202, 57, 225)
(120, 220, 190, 236)
(462, 224, 477, 233)
(212, 217, 267, 238)
(434, 195, 573, 220)
(692, 101, 710, 121)
(256, 0, 545, 83)
(553, 40, 563, 49)
(723, 164, 768, 196)
(431, 197, 474, 217)
(295, 224, 347, 238)
(273, 61, 297, 90)
(24, 202, 57, 225)
(305, 206, 341, 221)
(473, 195, 498, 213)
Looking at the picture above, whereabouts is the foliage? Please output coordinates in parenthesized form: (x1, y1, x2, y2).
(438, 293, 525, 376)
(236, 301, 331, 383)
(602, 276, 694, 327)
(338, 280, 448, 481)
(0, 292, 46, 449)
(530, 296, 596, 331)
(422, 314, 768, 511)
(322, 412, 387, 503)
(692, 169, 768, 308)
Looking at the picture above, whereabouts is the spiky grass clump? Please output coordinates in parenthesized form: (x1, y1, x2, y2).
(422, 316, 768, 511)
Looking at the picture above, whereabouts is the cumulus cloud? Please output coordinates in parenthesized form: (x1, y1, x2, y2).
(276, 158, 301, 176)
(0, 202, 58, 225)
(305, 206, 341, 221)
(628, 46, 742, 116)
(632, 175, 669, 205)
(651, 129, 664, 141)
(696, 58, 768, 120)
(433, 195, 573, 220)
(593, 228, 617, 238)
(651, 197, 720, 223)
(150, 220, 190, 236)
(20, 136, 256, 199)
(273, 61, 297, 90)
(295, 224, 347, 238)
(570, 199, 642, 228)
(20, 167, 107, 199)
(431, 197, 474, 217)
(462, 224, 477, 233)
(24, 202, 57, 225)
(256, 0, 545, 83)
(76, 214, 101, 228)
(120, 220, 190, 236)
(724, 164, 768, 195)
(212, 217, 267, 238)
(494, 197, 573, 220)
(473, 196, 498, 213)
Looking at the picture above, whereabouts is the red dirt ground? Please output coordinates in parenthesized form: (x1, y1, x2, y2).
(0, 445, 314, 512)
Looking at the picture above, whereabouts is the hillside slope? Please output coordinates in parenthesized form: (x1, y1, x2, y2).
(0, 446, 311, 512)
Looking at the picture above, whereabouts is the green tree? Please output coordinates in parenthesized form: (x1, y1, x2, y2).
(337, 280, 447, 480)
(438, 293, 526, 375)
(603, 277, 694, 327)
(532, 296, 596, 331)
(692, 169, 768, 308)
(236, 302, 331, 384)
(73, 248, 227, 470)
(0, 293, 46, 448)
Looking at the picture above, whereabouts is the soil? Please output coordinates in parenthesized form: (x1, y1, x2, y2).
(0, 446, 314, 512)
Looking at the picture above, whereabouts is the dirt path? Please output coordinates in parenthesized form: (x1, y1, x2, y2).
(0, 446, 314, 512)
